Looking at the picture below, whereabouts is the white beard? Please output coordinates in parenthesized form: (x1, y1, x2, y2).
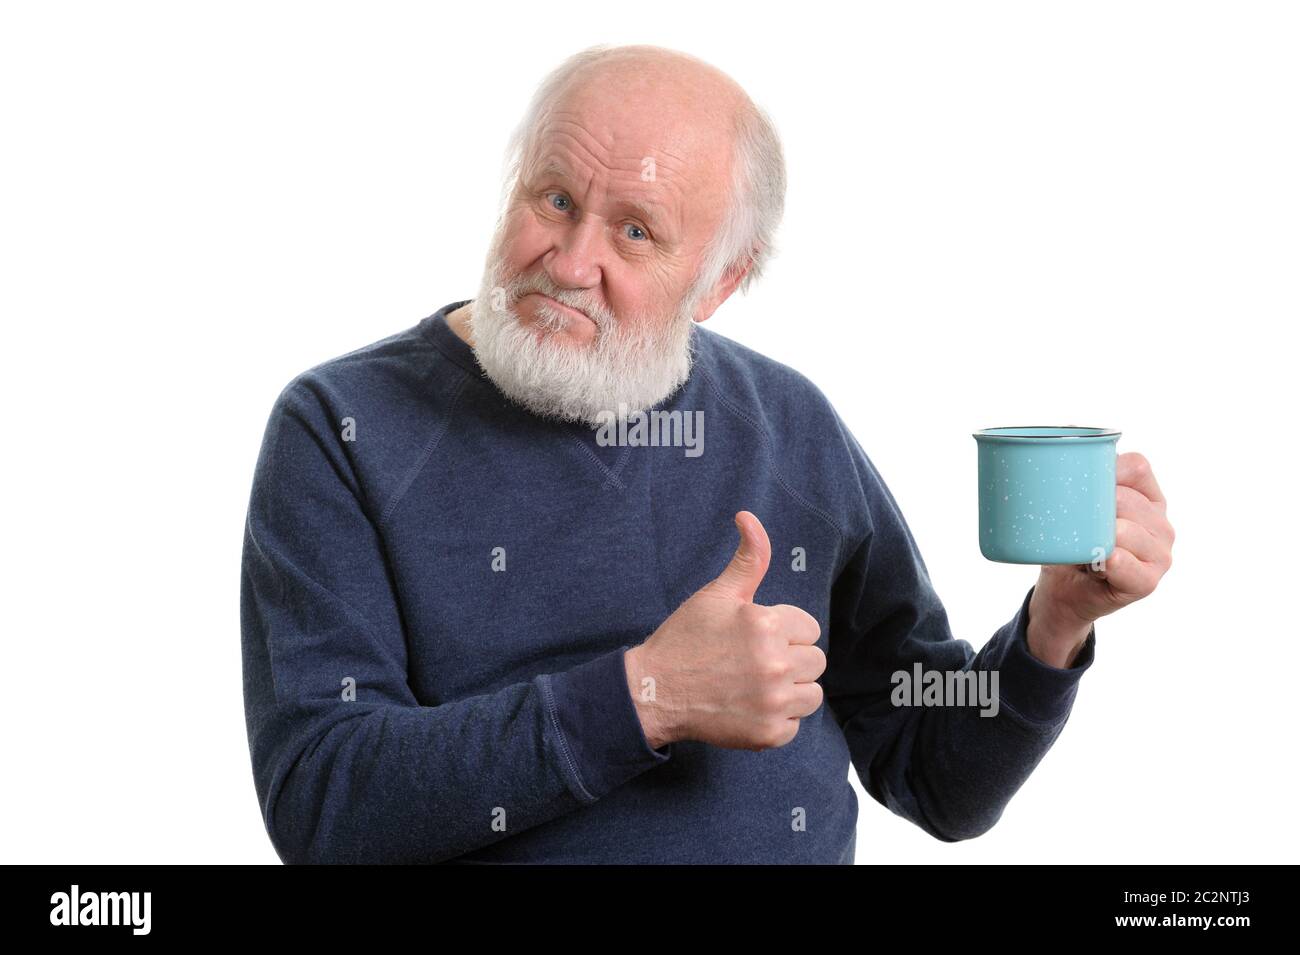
(466, 246, 703, 428)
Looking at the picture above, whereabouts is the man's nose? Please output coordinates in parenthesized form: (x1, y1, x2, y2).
(544, 213, 607, 289)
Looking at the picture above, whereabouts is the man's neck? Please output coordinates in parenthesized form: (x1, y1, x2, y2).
(447, 302, 475, 347)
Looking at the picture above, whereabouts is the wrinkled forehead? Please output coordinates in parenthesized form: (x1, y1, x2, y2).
(522, 93, 735, 238)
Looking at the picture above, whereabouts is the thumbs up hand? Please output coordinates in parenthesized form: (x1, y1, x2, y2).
(624, 511, 826, 752)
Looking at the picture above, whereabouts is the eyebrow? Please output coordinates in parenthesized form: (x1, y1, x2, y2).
(529, 158, 670, 230)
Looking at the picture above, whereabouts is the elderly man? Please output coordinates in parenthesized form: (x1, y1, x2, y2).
(240, 44, 1174, 864)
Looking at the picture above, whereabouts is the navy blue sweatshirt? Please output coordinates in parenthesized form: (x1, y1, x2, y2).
(239, 300, 1096, 864)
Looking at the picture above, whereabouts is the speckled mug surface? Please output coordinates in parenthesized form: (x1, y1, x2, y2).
(974, 426, 1121, 564)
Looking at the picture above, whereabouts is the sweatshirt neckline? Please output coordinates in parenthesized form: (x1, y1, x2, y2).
(421, 299, 484, 379)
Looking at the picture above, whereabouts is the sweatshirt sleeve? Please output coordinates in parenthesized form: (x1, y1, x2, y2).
(822, 420, 1095, 843)
(240, 377, 672, 864)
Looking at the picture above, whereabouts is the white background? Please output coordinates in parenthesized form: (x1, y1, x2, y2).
(2, 0, 1295, 864)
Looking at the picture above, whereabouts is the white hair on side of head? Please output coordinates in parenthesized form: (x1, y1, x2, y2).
(496, 44, 787, 302)
(694, 98, 787, 298)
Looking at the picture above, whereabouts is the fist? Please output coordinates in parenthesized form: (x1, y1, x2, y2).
(625, 511, 827, 752)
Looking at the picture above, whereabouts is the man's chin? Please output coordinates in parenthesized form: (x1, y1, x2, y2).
(492, 381, 640, 429)
(467, 286, 695, 428)
(516, 293, 602, 344)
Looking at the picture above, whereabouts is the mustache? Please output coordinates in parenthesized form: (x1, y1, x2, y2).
(503, 274, 612, 329)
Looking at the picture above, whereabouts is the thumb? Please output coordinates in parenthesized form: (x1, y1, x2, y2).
(707, 510, 771, 603)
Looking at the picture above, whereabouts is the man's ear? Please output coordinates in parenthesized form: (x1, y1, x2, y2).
(692, 251, 758, 324)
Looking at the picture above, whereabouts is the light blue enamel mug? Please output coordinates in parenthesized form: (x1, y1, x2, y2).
(974, 426, 1121, 564)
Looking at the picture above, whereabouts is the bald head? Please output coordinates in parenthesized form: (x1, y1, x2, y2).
(545, 45, 751, 149)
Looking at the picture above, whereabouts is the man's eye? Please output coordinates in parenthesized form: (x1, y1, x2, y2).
(625, 223, 648, 242)
(548, 193, 571, 212)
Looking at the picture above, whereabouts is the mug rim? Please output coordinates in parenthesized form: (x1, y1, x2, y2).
(973, 424, 1121, 440)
